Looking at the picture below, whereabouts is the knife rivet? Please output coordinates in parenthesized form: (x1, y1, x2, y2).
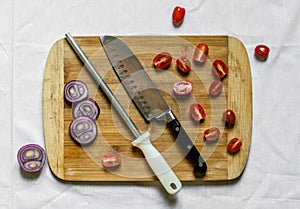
(187, 145, 192, 150)
(175, 127, 180, 132)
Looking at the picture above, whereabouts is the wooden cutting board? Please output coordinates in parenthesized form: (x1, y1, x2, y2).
(43, 36, 252, 182)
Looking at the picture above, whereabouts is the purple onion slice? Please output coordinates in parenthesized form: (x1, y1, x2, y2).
(69, 116, 98, 145)
(72, 98, 100, 120)
(64, 80, 88, 104)
(17, 144, 46, 173)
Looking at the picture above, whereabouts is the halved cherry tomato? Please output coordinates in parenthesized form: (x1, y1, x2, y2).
(153, 52, 172, 69)
(172, 6, 185, 27)
(209, 80, 223, 97)
(204, 127, 220, 143)
(193, 43, 209, 64)
(212, 60, 228, 79)
(176, 56, 191, 74)
(190, 103, 206, 122)
(173, 80, 193, 96)
(223, 109, 236, 128)
(255, 45, 270, 61)
(227, 138, 242, 154)
(102, 153, 121, 170)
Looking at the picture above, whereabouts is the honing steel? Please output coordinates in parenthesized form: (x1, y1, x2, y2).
(65, 32, 182, 195)
(100, 36, 207, 177)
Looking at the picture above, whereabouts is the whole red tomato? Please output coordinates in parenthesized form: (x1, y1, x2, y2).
(193, 43, 209, 64)
(227, 138, 242, 154)
(190, 103, 206, 122)
(223, 109, 236, 128)
(153, 52, 172, 69)
(212, 60, 228, 79)
(255, 45, 270, 61)
(176, 56, 191, 74)
(172, 6, 185, 27)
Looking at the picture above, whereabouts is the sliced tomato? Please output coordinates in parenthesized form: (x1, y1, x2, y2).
(176, 56, 191, 74)
(102, 153, 121, 170)
(153, 52, 172, 69)
(212, 60, 228, 79)
(172, 6, 185, 26)
(223, 109, 236, 128)
(227, 138, 242, 154)
(190, 103, 206, 122)
(204, 127, 220, 143)
(173, 80, 193, 96)
(209, 80, 223, 97)
(193, 43, 209, 64)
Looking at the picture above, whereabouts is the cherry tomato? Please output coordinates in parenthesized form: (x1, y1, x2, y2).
(204, 127, 220, 143)
(153, 52, 172, 69)
(193, 43, 209, 64)
(223, 109, 236, 128)
(227, 138, 242, 154)
(212, 60, 228, 79)
(209, 80, 223, 97)
(255, 45, 270, 61)
(176, 56, 191, 74)
(173, 80, 193, 96)
(190, 103, 206, 122)
(172, 6, 185, 27)
(102, 153, 121, 170)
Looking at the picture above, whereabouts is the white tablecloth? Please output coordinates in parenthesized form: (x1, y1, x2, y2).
(1, 0, 299, 208)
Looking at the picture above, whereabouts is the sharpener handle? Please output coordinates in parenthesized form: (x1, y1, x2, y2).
(132, 132, 182, 195)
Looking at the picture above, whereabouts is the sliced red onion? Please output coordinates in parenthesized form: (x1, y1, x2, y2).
(17, 144, 46, 173)
(69, 116, 97, 145)
(64, 80, 88, 104)
(72, 98, 100, 120)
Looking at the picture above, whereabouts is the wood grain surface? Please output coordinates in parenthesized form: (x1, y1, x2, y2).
(43, 36, 252, 182)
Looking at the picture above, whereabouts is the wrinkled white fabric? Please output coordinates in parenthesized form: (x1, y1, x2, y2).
(0, 0, 299, 208)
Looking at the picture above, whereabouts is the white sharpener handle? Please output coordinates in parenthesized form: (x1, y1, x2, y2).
(131, 132, 182, 195)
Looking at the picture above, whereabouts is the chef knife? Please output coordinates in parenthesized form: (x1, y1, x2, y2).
(100, 36, 207, 177)
(65, 33, 182, 195)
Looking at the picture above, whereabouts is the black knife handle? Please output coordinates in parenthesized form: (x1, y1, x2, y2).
(168, 118, 207, 178)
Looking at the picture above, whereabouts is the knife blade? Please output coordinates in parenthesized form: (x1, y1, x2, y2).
(100, 35, 207, 177)
(65, 33, 182, 195)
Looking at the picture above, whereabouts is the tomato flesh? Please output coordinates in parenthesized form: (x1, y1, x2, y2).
(227, 138, 242, 154)
(212, 60, 228, 79)
(255, 45, 270, 61)
(223, 109, 236, 128)
(209, 80, 223, 97)
(173, 80, 193, 96)
(204, 127, 220, 143)
(172, 6, 185, 26)
(153, 52, 172, 69)
(190, 103, 206, 122)
(176, 56, 191, 74)
(193, 43, 209, 64)
(102, 153, 121, 170)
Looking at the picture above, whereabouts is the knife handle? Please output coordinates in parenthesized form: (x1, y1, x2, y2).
(131, 132, 182, 195)
(168, 118, 207, 178)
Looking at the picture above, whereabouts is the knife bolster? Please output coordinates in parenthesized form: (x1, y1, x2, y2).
(160, 110, 176, 123)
